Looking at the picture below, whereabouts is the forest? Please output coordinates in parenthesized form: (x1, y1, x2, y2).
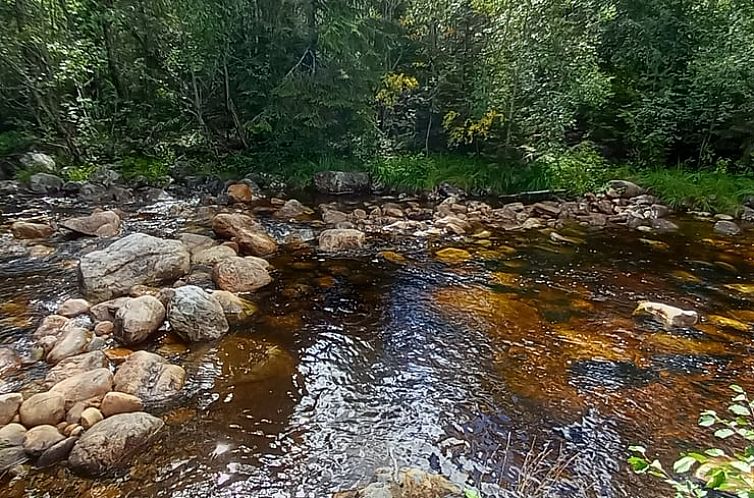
(1, 0, 754, 204)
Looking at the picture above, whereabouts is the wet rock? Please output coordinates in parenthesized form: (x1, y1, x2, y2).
(80, 407, 104, 429)
(47, 327, 93, 364)
(274, 199, 313, 218)
(57, 298, 91, 318)
(634, 301, 699, 328)
(68, 412, 164, 476)
(192, 245, 236, 265)
(212, 213, 277, 257)
(318, 229, 366, 252)
(114, 296, 166, 345)
(314, 171, 370, 195)
(213, 256, 272, 293)
(20, 391, 65, 427)
(0, 423, 27, 446)
(435, 215, 470, 235)
(89, 297, 130, 322)
(533, 202, 561, 217)
(20, 152, 55, 172)
(61, 210, 121, 237)
(28, 173, 64, 194)
(211, 290, 258, 320)
(50, 368, 113, 410)
(550, 232, 584, 246)
(0, 393, 23, 425)
(714, 220, 741, 236)
(741, 206, 754, 222)
(45, 351, 108, 386)
(227, 183, 253, 204)
(650, 218, 679, 233)
(0, 347, 21, 376)
(607, 180, 643, 199)
(33, 315, 71, 339)
(11, 221, 54, 239)
(100, 392, 143, 417)
(179, 233, 215, 254)
(79, 233, 190, 301)
(36, 436, 77, 468)
(336, 467, 463, 498)
(23, 425, 64, 457)
(167, 285, 228, 342)
(113, 351, 185, 402)
(435, 247, 472, 264)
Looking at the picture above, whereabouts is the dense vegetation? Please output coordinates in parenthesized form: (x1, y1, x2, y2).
(1, 0, 754, 203)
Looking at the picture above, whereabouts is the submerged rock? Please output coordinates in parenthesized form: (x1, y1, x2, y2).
(68, 412, 164, 476)
(318, 229, 366, 252)
(11, 221, 54, 240)
(113, 351, 185, 402)
(114, 295, 166, 345)
(435, 247, 472, 264)
(714, 220, 741, 236)
(79, 233, 190, 301)
(634, 301, 699, 328)
(167, 285, 228, 342)
(61, 210, 121, 237)
(314, 171, 370, 195)
(211, 290, 257, 320)
(213, 256, 272, 293)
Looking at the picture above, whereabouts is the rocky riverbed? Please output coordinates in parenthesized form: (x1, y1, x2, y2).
(0, 165, 753, 497)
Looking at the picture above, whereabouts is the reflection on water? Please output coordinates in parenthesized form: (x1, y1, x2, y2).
(2, 198, 754, 497)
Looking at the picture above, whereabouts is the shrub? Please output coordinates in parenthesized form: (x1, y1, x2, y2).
(629, 384, 754, 498)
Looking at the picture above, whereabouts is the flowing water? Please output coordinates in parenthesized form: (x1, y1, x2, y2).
(2, 194, 754, 497)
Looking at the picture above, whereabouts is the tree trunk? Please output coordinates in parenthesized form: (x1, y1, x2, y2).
(102, 0, 125, 99)
(224, 57, 248, 149)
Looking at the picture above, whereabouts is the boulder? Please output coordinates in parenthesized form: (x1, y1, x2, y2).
(68, 412, 164, 476)
(19, 391, 65, 427)
(80, 407, 104, 429)
(314, 171, 370, 194)
(212, 257, 272, 293)
(11, 221, 54, 239)
(45, 351, 108, 386)
(0, 393, 23, 425)
(79, 233, 190, 301)
(227, 183, 253, 203)
(50, 368, 113, 409)
(634, 301, 699, 328)
(607, 180, 644, 199)
(714, 220, 741, 236)
(100, 392, 143, 417)
(318, 229, 366, 252)
(113, 351, 185, 402)
(20, 152, 55, 172)
(0, 423, 27, 446)
(89, 297, 130, 322)
(61, 210, 121, 237)
(179, 233, 215, 254)
(46, 327, 92, 364)
(28, 173, 64, 194)
(0, 446, 27, 472)
(274, 199, 313, 219)
(36, 436, 77, 468)
(191, 245, 237, 265)
(57, 298, 91, 317)
(167, 285, 229, 342)
(212, 214, 277, 257)
(23, 425, 64, 457)
(113, 296, 166, 345)
(33, 315, 71, 339)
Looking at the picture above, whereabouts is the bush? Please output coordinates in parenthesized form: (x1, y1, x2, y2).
(537, 143, 614, 195)
(0, 131, 33, 157)
(629, 384, 754, 497)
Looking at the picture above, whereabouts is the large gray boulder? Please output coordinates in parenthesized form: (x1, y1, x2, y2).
(113, 351, 185, 402)
(167, 286, 228, 342)
(314, 171, 370, 194)
(114, 295, 166, 345)
(79, 233, 190, 301)
(28, 173, 64, 194)
(68, 412, 164, 476)
(20, 152, 55, 172)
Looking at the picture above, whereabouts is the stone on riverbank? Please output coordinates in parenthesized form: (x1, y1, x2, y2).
(28, 173, 64, 194)
(79, 233, 190, 301)
(0, 393, 22, 425)
(318, 229, 366, 252)
(50, 368, 113, 409)
(634, 301, 699, 328)
(714, 220, 741, 236)
(191, 245, 236, 265)
(57, 298, 91, 317)
(167, 285, 228, 342)
(23, 425, 64, 457)
(11, 221, 54, 240)
(114, 295, 166, 345)
(212, 214, 278, 257)
(0, 423, 26, 446)
(36, 436, 77, 468)
(314, 171, 370, 195)
(274, 199, 313, 218)
(227, 183, 253, 203)
(45, 351, 108, 386)
(100, 392, 143, 417)
(213, 256, 272, 293)
(113, 351, 185, 402)
(68, 412, 164, 476)
(46, 327, 93, 364)
(19, 392, 65, 427)
(61, 210, 121, 237)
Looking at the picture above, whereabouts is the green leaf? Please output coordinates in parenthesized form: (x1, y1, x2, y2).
(729, 460, 751, 474)
(705, 449, 726, 457)
(699, 414, 717, 427)
(628, 456, 650, 473)
(629, 445, 647, 454)
(716, 428, 736, 439)
(464, 489, 481, 498)
(730, 404, 751, 416)
(706, 469, 726, 489)
(674, 456, 698, 474)
(731, 385, 745, 394)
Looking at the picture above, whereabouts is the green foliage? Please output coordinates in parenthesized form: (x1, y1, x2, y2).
(63, 164, 97, 182)
(629, 384, 754, 498)
(0, 131, 32, 156)
(117, 157, 170, 182)
(634, 168, 754, 213)
(537, 143, 613, 195)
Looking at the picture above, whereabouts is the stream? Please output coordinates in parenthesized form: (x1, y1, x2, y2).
(2, 193, 754, 497)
